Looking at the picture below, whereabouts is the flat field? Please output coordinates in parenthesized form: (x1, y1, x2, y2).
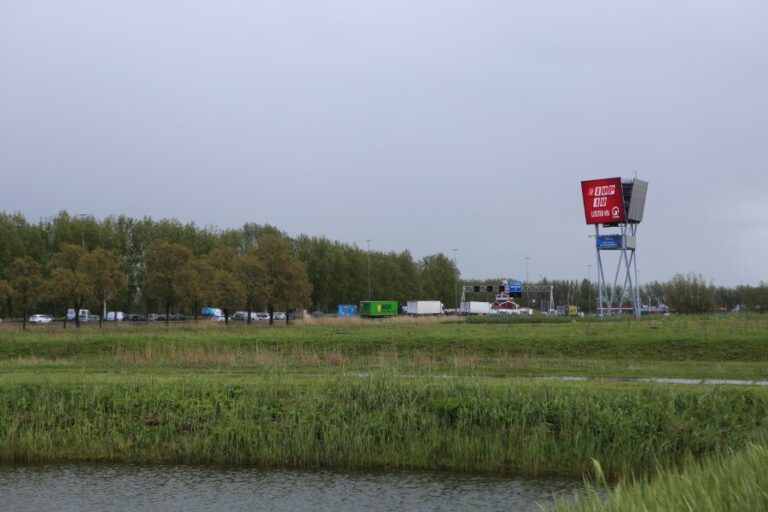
(1, 314, 767, 380)
(1, 315, 767, 509)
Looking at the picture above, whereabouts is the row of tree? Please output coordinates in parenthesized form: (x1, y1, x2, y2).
(2, 211, 766, 318)
(0, 211, 460, 323)
(0, 234, 313, 328)
(466, 274, 768, 315)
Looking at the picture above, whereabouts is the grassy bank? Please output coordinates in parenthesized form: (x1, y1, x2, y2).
(1, 375, 766, 478)
(555, 442, 768, 511)
(1, 315, 767, 379)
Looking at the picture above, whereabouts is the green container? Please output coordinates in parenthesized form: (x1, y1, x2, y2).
(359, 300, 399, 317)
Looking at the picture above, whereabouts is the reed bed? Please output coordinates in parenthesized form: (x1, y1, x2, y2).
(553, 441, 768, 511)
(1, 375, 766, 478)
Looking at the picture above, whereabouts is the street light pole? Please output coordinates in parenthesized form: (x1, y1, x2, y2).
(366, 239, 372, 301)
(78, 213, 88, 249)
(525, 256, 530, 308)
(452, 248, 459, 310)
(587, 264, 592, 313)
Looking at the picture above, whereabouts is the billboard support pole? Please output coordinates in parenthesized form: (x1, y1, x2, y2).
(583, 177, 647, 318)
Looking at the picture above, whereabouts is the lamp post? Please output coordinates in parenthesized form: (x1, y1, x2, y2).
(366, 239, 372, 301)
(452, 248, 459, 310)
(525, 256, 530, 308)
(78, 213, 89, 249)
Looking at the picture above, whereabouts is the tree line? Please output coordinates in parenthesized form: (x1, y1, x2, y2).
(0, 211, 460, 323)
(2, 212, 765, 320)
(459, 274, 768, 315)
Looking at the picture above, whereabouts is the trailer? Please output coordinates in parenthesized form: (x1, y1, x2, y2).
(359, 301, 399, 318)
(406, 301, 444, 315)
(459, 301, 491, 315)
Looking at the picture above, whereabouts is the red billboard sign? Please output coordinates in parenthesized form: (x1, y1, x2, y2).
(581, 177, 626, 225)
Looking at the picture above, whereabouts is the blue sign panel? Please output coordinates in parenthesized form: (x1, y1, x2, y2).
(338, 304, 358, 317)
(596, 235, 623, 250)
(507, 281, 523, 294)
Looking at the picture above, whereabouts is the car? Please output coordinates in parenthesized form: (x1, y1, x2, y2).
(273, 312, 286, 321)
(29, 314, 53, 324)
(125, 314, 146, 322)
(255, 312, 271, 321)
(106, 311, 125, 321)
(170, 314, 186, 322)
(231, 311, 249, 321)
(146, 313, 160, 321)
(211, 314, 226, 322)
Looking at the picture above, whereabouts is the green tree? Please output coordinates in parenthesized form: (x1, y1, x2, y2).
(144, 241, 192, 325)
(50, 244, 89, 328)
(83, 248, 128, 327)
(237, 253, 266, 325)
(419, 254, 459, 307)
(665, 273, 715, 314)
(210, 269, 245, 324)
(0, 280, 13, 319)
(255, 234, 312, 324)
(8, 257, 46, 330)
(180, 257, 214, 322)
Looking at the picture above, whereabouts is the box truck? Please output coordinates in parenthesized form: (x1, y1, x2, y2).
(360, 301, 399, 317)
(459, 301, 491, 315)
(406, 301, 444, 315)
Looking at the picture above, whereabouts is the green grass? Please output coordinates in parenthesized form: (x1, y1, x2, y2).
(553, 441, 768, 511)
(2, 315, 767, 508)
(1, 315, 767, 379)
(1, 374, 766, 478)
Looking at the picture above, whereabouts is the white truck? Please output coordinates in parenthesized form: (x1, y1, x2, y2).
(460, 301, 491, 315)
(406, 301, 444, 315)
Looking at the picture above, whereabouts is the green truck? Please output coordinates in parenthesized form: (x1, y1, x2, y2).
(359, 300, 399, 318)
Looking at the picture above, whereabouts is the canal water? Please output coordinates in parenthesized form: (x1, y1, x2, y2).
(0, 464, 581, 511)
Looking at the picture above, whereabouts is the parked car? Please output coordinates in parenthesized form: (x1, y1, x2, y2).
(125, 314, 146, 322)
(273, 312, 286, 321)
(211, 314, 226, 322)
(170, 314, 186, 322)
(29, 314, 53, 324)
(231, 311, 249, 321)
(106, 311, 125, 321)
(146, 313, 160, 321)
(255, 312, 271, 321)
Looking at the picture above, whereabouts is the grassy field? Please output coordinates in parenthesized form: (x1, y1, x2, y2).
(1, 314, 767, 509)
(1, 314, 767, 379)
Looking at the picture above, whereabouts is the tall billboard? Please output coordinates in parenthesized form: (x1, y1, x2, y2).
(581, 177, 626, 225)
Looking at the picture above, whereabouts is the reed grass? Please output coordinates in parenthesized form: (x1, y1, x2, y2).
(1, 375, 766, 478)
(552, 441, 768, 511)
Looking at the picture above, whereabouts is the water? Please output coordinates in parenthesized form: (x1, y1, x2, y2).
(0, 464, 580, 512)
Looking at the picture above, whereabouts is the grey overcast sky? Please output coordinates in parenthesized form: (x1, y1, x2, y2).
(1, 1, 766, 286)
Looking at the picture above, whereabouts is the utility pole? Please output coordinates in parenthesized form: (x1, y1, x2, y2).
(366, 239, 372, 301)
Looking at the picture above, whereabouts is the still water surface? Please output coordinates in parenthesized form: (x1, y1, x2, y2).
(0, 464, 580, 511)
